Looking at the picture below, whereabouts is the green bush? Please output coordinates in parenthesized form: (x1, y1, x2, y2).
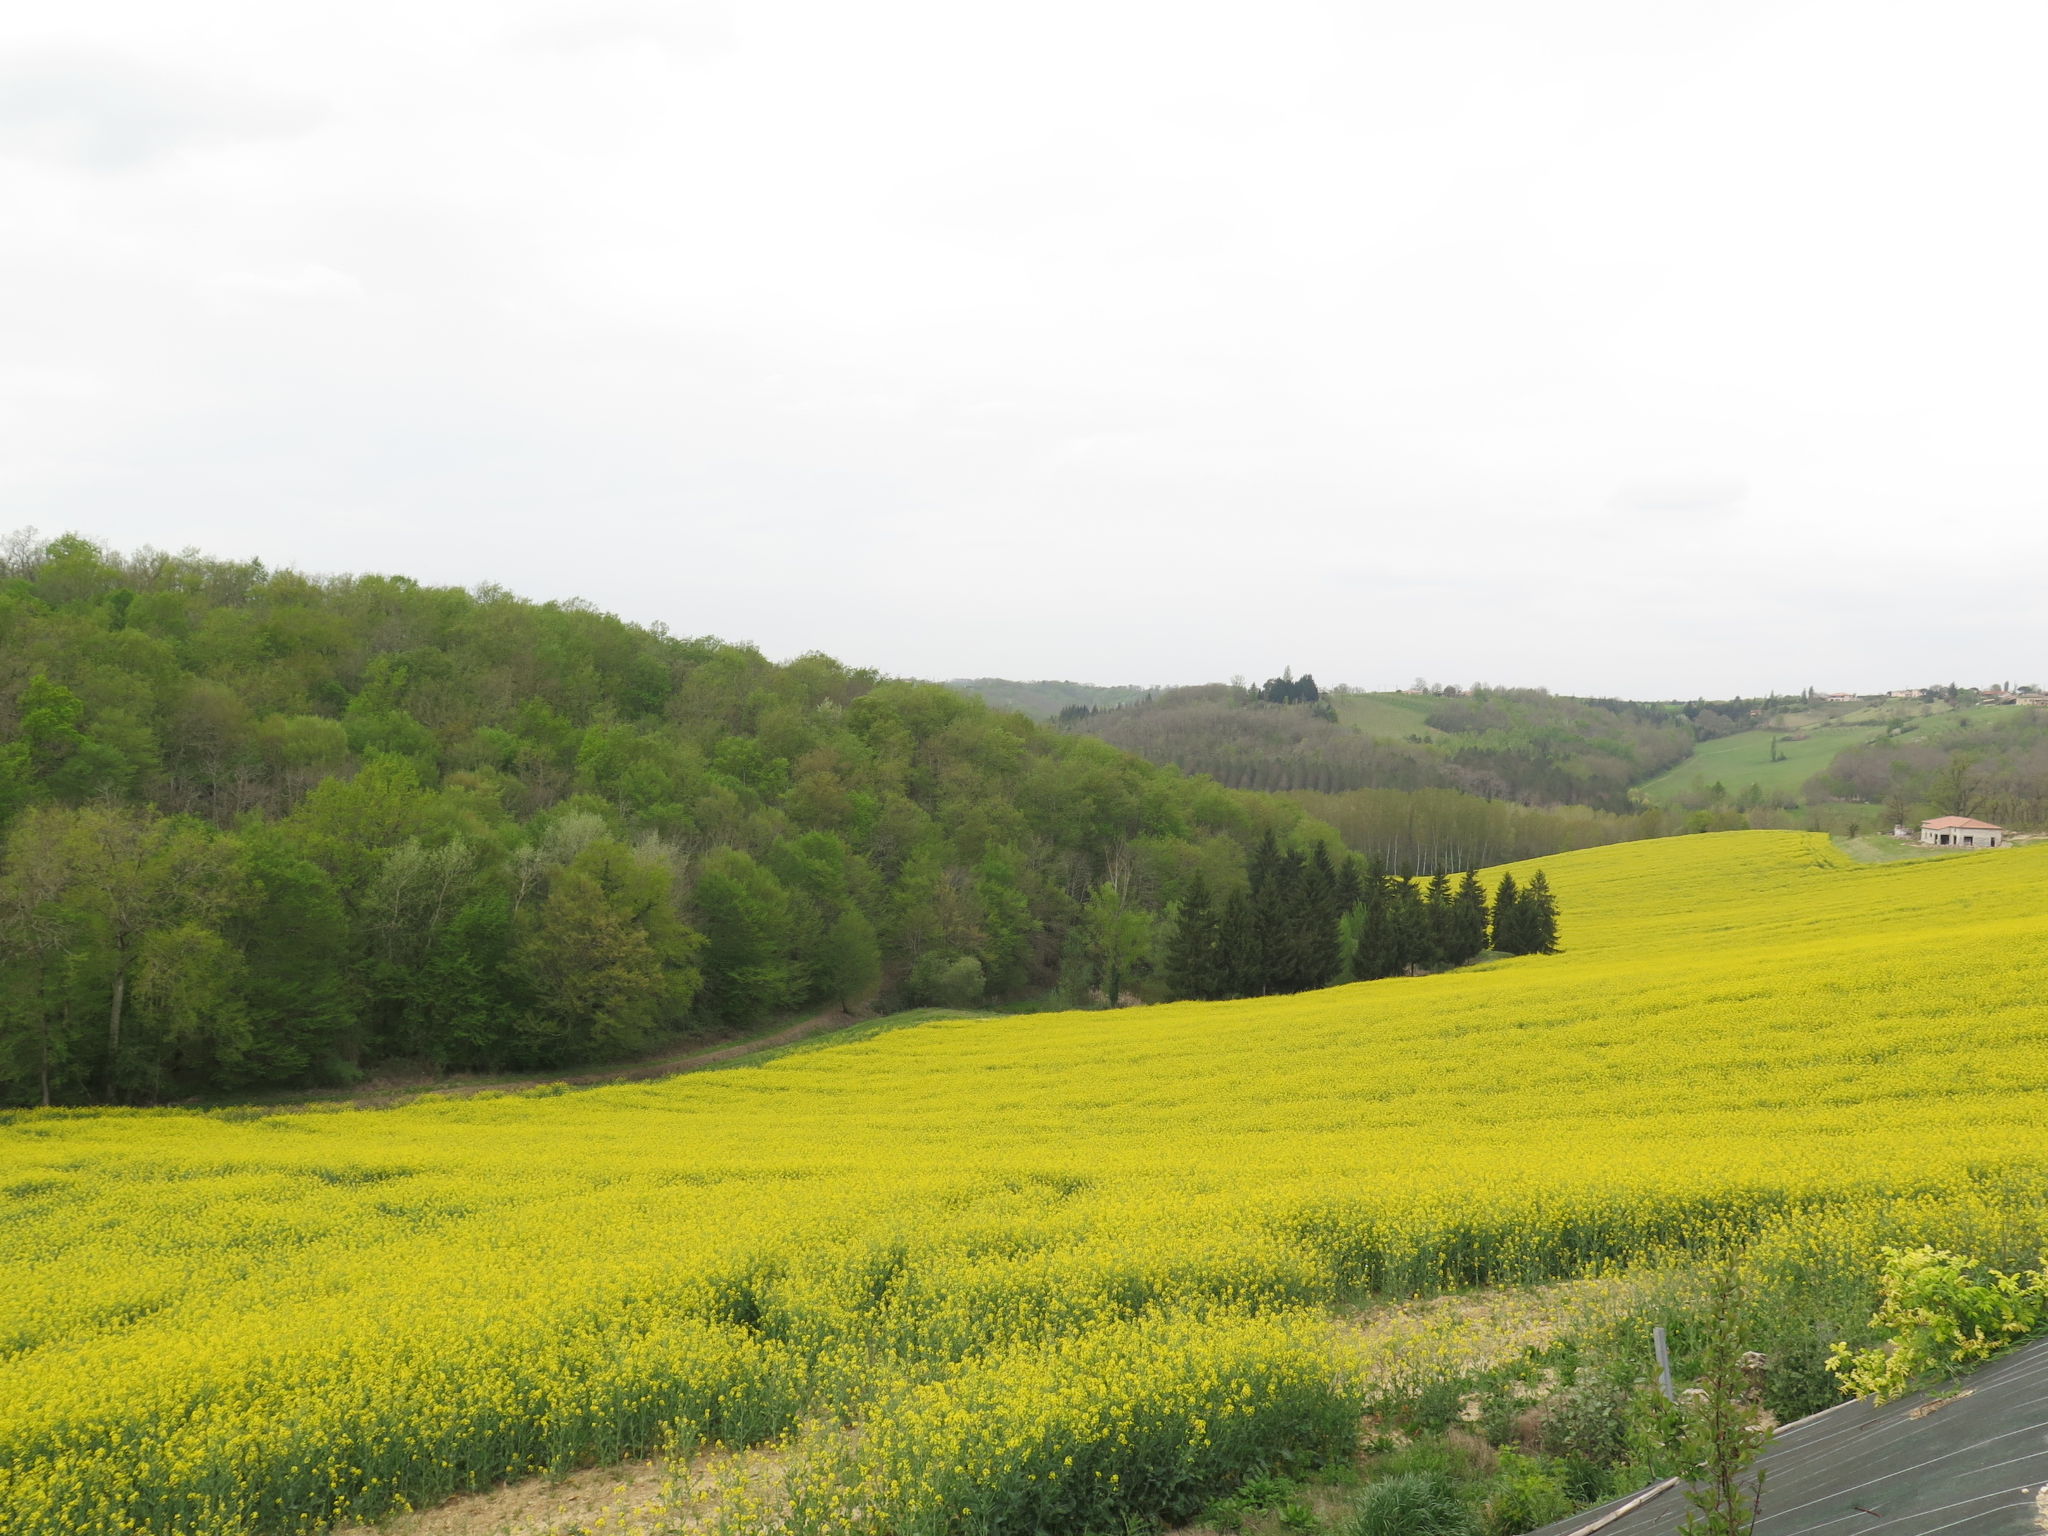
(1828, 1246, 2048, 1402)
(1479, 1452, 1571, 1536)
(906, 951, 986, 1009)
(1346, 1472, 1477, 1536)
(1537, 1366, 1631, 1466)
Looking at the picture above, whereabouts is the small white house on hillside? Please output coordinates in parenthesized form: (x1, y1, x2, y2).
(1920, 815, 2007, 848)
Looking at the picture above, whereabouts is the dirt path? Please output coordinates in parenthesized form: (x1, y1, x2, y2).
(252, 1008, 872, 1113)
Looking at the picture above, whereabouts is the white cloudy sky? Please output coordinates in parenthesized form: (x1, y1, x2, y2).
(3, 1, 2045, 697)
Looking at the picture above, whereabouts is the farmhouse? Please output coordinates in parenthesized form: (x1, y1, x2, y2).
(1920, 815, 2007, 848)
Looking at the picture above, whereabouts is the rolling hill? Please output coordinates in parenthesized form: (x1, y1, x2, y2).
(943, 678, 1162, 719)
(6, 831, 2046, 1534)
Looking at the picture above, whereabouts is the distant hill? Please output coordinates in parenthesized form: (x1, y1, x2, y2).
(944, 678, 1163, 720)
(1071, 685, 1695, 814)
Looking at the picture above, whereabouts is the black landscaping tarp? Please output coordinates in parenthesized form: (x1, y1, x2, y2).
(1524, 1335, 2048, 1536)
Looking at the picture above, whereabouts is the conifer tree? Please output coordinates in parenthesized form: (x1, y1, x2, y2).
(1491, 870, 1522, 954)
(1349, 874, 1397, 981)
(1379, 877, 1437, 973)
(1218, 888, 1259, 999)
(1523, 869, 1560, 954)
(1423, 870, 1453, 958)
(1447, 869, 1490, 964)
(1247, 830, 1283, 900)
(1335, 854, 1364, 915)
(1164, 874, 1222, 1000)
(1250, 848, 1303, 995)
(1293, 845, 1341, 991)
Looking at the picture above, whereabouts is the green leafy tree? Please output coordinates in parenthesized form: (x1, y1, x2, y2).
(1083, 882, 1154, 1007)
(694, 847, 796, 1026)
(228, 839, 357, 1085)
(17, 674, 132, 803)
(816, 907, 883, 1013)
(1678, 1259, 1773, 1536)
(133, 922, 250, 1086)
(908, 952, 985, 1009)
(0, 813, 89, 1104)
(515, 839, 700, 1060)
(15, 805, 245, 1096)
(1828, 1246, 2048, 1403)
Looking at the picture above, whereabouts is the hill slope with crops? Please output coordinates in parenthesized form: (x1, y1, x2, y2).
(5, 831, 2048, 1534)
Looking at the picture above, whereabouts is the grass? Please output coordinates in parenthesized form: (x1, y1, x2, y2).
(1637, 702, 2024, 810)
(1330, 692, 1447, 740)
(7, 832, 2048, 1534)
(1832, 834, 1978, 864)
(1633, 726, 1876, 805)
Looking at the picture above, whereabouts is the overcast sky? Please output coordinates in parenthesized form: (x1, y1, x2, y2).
(4, 1, 2045, 698)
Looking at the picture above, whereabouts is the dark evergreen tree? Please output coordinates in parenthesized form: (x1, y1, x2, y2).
(1384, 877, 1438, 972)
(1335, 853, 1364, 915)
(1255, 849, 1305, 993)
(1347, 856, 1393, 980)
(1247, 829, 1283, 902)
(1445, 869, 1490, 965)
(1523, 869, 1560, 954)
(1423, 871, 1453, 959)
(1291, 844, 1341, 991)
(1218, 888, 1259, 999)
(1255, 667, 1322, 706)
(1164, 874, 1223, 1001)
(1491, 870, 1522, 953)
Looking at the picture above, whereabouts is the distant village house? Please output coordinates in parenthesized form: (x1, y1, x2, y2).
(1919, 815, 2007, 848)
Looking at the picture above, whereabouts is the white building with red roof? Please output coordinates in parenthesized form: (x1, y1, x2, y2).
(1919, 815, 2007, 848)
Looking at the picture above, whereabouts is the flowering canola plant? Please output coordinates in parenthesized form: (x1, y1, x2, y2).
(4, 831, 2047, 1534)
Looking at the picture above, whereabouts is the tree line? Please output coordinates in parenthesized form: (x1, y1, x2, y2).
(1162, 832, 1560, 1002)
(0, 531, 1353, 1105)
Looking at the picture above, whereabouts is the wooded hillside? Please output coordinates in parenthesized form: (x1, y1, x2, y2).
(0, 533, 1325, 1104)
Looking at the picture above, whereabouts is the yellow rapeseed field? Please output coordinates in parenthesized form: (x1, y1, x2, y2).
(5, 831, 2047, 1535)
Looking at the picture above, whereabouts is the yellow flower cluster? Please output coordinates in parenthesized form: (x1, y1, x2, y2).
(3, 831, 2046, 1534)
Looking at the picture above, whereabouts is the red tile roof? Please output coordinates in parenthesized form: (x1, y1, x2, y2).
(1921, 815, 2004, 830)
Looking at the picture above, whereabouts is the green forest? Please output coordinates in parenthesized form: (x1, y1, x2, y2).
(0, 534, 1351, 1106)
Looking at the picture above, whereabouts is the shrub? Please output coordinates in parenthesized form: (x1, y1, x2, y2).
(1828, 1246, 2048, 1402)
(1537, 1369, 1630, 1466)
(1479, 1452, 1571, 1536)
(1346, 1472, 1477, 1536)
(906, 952, 986, 1009)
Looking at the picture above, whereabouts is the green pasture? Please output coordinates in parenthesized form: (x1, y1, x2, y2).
(1636, 726, 1875, 805)
(1331, 691, 1445, 740)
